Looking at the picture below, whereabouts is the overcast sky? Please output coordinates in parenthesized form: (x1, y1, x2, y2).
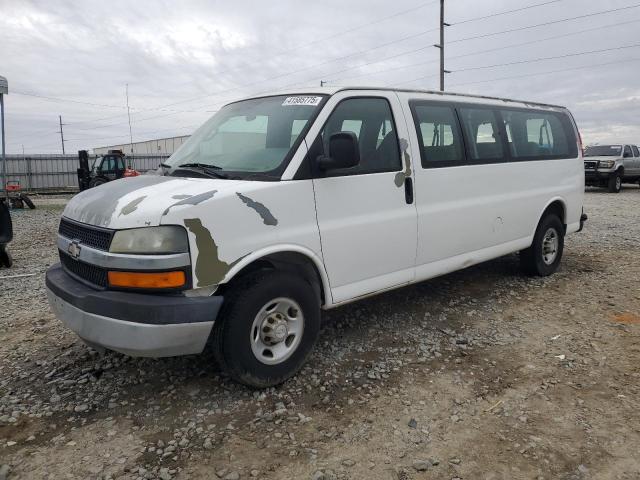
(1, 0, 639, 154)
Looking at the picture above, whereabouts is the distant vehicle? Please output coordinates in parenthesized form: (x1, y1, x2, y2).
(77, 150, 140, 191)
(48, 87, 586, 387)
(583, 144, 640, 193)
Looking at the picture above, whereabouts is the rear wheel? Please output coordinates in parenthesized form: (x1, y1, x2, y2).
(520, 214, 564, 276)
(608, 172, 622, 193)
(211, 270, 321, 388)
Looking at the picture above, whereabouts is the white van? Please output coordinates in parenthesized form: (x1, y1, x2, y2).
(46, 87, 586, 387)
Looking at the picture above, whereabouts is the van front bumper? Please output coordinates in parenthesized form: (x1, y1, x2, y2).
(45, 264, 223, 357)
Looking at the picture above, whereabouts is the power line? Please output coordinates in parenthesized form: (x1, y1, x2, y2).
(396, 41, 640, 86)
(326, 17, 640, 84)
(451, 0, 562, 25)
(448, 3, 640, 44)
(446, 56, 640, 88)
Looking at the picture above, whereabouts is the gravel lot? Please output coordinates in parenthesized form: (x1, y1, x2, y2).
(1, 187, 639, 480)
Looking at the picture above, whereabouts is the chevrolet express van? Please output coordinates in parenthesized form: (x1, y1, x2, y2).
(46, 87, 586, 387)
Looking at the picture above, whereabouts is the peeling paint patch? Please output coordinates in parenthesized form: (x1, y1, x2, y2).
(163, 190, 217, 216)
(119, 196, 147, 216)
(394, 138, 413, 187)
(184, 218, 235, 286)
(172, 194, 192, 200)
(236, 193, 278, 226)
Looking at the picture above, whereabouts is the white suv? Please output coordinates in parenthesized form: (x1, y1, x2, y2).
(46, 87, 586, 387)
(584, 144, 640, 192)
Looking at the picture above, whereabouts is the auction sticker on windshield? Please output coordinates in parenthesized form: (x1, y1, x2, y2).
(282, 96, 323, 106)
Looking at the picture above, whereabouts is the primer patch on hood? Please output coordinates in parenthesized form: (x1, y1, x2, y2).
(162, 190, 218, 216)
(236, 193, 278, 226)
(119, 196, 147, 216)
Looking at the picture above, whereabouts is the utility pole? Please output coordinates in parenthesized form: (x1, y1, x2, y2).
(433, 0, 450, 91)
(126, 84, 134, 165)
(58, 115, 66, 154)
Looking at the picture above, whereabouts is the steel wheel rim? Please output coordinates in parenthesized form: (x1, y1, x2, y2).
(250, 297, 304, 365)
(541, 227, 559, 265)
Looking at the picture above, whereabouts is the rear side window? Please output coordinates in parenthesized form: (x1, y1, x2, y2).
(458, 107, 504, 161)
(411, 104, 465, 167)
(632, 145, 640, 157)
(320, 97, 401, 175)
(501, 109, 574, 159)
(624, 145, 633, 158)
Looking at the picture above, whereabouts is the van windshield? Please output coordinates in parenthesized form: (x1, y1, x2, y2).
(584, 145, 622, 157)
(165, 95, 326, 178)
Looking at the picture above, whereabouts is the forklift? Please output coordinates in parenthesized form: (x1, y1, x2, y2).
(77, 149, 139, 191)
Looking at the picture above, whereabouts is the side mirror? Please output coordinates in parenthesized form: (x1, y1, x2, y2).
(317, 132, 360, 171)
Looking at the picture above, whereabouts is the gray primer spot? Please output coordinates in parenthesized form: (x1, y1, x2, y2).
(184, 218, 241, 286)
(119, 195, 146, 216)
(172, 194, 192, 200)
(394, 138, 412, 187)
(162, 190, 218, 216)
(236, 192, 278, 226)
(64, 176, 176, 227)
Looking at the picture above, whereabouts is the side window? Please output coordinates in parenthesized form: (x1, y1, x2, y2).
(117, 157, 125, 170)
(500, 110, 571, 158)
(412, 103, 464, 167)
(623, 145, 633, 158)
(632, 145, 640, 157)
(458, 107, 504, 161)
(320, 98, 401, 175)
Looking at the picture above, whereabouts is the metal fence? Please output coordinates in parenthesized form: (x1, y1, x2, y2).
(1, 154, 170, 192)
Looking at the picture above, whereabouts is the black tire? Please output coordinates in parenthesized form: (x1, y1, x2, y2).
(0, 247, 12, 268)
(211, 270, 321, 388)
(10, 198, 24, 210)
(608, 171, 622, 193)
(20, 194, 35, 210)
(89, 177, 107, 188)
(520, 214, 564, 277)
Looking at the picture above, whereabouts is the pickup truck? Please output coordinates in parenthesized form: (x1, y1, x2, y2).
(584, 144, 640, 192)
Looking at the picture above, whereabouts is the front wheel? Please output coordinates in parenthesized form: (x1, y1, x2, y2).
(211, 271, 321, 388)
(520, 214, 564, 276)
(608, 172, 622, 193)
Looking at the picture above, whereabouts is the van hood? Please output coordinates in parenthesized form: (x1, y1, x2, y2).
(63, 175, 245, 229)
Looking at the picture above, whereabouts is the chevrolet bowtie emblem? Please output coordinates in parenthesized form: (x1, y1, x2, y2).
(67, 240, 82, 259)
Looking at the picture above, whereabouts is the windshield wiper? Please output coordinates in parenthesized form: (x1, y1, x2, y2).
(175, 163, 228, 179)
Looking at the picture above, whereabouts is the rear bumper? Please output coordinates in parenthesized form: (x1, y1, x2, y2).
(46, 263, 223, 357)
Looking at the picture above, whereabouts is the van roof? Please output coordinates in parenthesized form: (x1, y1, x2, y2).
(242, 86, 567, 111)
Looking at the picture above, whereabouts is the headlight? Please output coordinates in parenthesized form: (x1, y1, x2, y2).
(598, 160, 615, 169)
(109, 226, 188, 254)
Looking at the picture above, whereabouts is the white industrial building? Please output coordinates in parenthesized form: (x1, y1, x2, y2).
(93, 135, 191, 155)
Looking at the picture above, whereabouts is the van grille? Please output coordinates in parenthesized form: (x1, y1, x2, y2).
(58, 218, 114, 251)
(59, 250, 108, 288)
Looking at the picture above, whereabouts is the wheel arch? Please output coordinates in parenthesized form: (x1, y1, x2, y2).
(533, 197, 567, 237)
(220, 245, 331, 307)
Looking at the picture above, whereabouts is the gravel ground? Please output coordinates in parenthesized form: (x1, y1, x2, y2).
(1, 187, 639, 480)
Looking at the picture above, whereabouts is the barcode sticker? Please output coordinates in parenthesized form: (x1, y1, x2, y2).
(282, 96, 323, 106)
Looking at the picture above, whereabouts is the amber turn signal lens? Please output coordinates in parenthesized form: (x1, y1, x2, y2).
(108, 270, 186, 289)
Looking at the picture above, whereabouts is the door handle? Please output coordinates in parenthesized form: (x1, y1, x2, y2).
(404, 177, 414, 204)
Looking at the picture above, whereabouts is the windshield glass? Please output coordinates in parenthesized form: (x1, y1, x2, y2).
(584, 145, 622, 157)
(165, 95, 326, 177)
